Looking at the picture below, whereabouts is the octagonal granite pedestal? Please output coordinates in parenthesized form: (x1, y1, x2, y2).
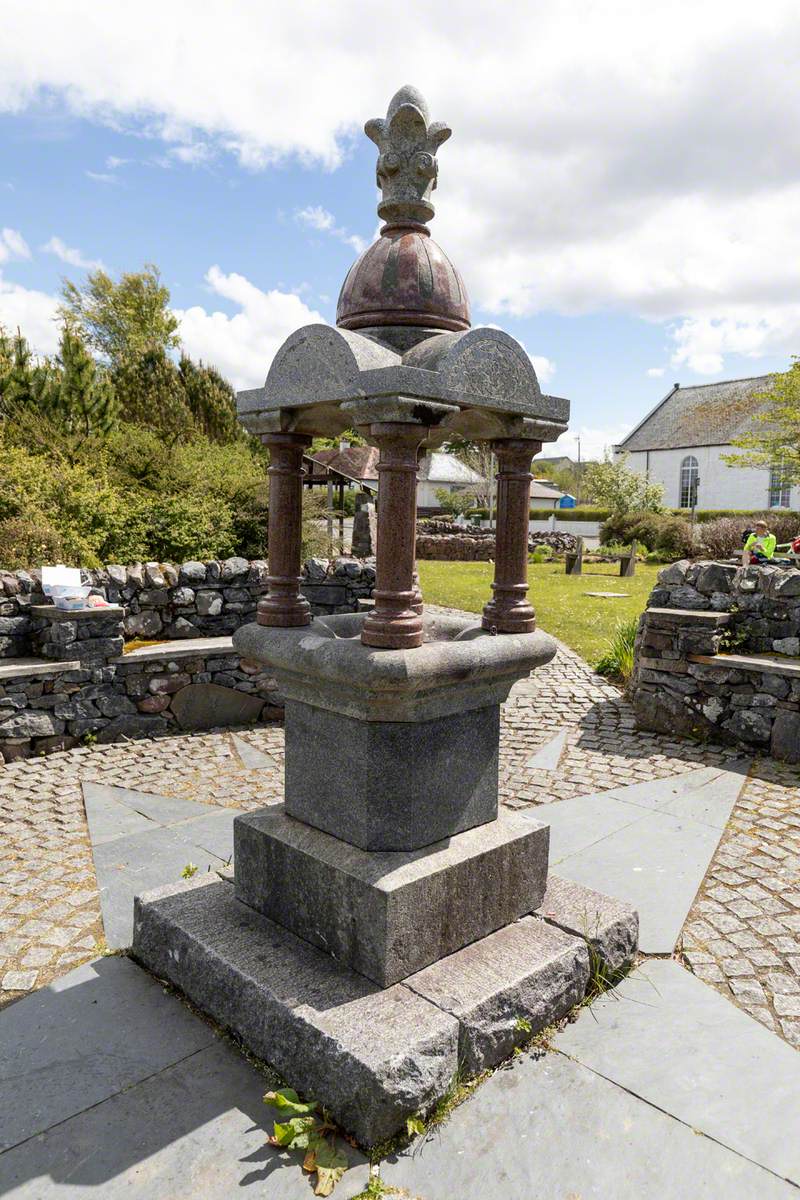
(133, 614, 638, 1146)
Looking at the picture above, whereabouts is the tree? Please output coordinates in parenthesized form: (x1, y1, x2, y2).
(583, 453, 664, 515)
(55, 322, 118, 442)
(60, 263, 179, 366)
(113, 347, 192, 445)
(0, 329, 57, 415)
(178, 354, 240, 444)
(443, 438, 492, 506)
(723, 362, 800, 482)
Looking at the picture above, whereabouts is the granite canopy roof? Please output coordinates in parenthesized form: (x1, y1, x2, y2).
(619, 376, 774, 452)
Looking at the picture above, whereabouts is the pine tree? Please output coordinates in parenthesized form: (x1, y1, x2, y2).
(56, 322, 118, 440)
(178, 354, 240, 444)
(2, 330, 36, 412)
(113, 347, 191, 444)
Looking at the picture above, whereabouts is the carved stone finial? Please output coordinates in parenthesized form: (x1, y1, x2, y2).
(365, 85, 451, 227)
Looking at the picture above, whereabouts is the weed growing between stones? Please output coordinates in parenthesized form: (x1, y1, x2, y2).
(180, 862, 198, 879)
(263, 1088, 349, 1195)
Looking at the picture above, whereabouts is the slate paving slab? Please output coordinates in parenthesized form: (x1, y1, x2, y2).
(555, 959, 800, 1187)
(0, 965, 369, 1198)
(83, 782, 240, 948)
(531, 766, 748, 953)
(231, 731, 281, 770)
(91, 826, 231, 948)
(523, 726, 568, 770)
(0, 956, 214, 1154)
(381, 1050, 796, 1200)
(82, 781, 215, 827)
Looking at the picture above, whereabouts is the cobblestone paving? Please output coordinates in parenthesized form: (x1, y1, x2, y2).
(1, 635, 798, 1046)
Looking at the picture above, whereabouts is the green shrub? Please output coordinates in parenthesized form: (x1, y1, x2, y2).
(435, 488, 478, 516)
(595, 617, 639, 686)
(601, 510, 693, 557)
(530, 506, 610, 522)
(0, 516, 64, 571)
(679, 508, 800, 524)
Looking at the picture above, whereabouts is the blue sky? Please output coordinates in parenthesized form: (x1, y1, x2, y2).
(1, 2, 798, 460)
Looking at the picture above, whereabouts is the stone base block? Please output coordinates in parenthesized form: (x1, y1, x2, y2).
(133, 874, 593, 1147)
(407, 917, 590, 1075)
(534, 873, 639, 975)
(284, 699, 500, 851)
(133, 876, 459, 1148)
(234, 806, 550, 986)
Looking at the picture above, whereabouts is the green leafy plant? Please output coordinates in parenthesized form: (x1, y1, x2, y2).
(595, 616, 639, 685)
(718, 622, 750, 654)
(264, 1088, 349, 1196)
(181, 863, 198, 879)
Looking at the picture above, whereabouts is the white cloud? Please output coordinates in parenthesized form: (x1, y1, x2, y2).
(170, 142, 213, 166)
(0, 273, 59, 352)
(3, 3, 800, 374)
(0, 227, 30, 263)
(646, 367, 665, 378)
(85, 170, 118, 185)
(296, 205, 366, 255)
(528, 354, 556, 387)
(41, 235, 103, 271)
(174, 265, 324, 389)
(105, 155, 129, 169)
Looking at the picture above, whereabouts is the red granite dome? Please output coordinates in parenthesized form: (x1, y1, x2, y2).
(336, 225, 470, 333)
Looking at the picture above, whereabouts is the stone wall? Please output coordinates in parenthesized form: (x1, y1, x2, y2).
(0, 556, 375, 762)
(631, 559, 800, 761)
(0, 557, 376, 657)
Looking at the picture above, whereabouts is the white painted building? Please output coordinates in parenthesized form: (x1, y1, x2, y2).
(416, 452, 485, 508)
(615, 376, 798, 511)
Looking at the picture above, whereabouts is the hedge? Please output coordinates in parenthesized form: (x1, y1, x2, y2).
(466, 506, 610, 522)
(670, 509, 800, 524)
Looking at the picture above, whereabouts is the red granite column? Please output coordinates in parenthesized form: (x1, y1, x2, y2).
(482, 438, 541, 634)
(258, 432, 312, 628)
(362, 423, 426, 648)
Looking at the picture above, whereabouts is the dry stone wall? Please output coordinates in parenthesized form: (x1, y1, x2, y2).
(0, 556, 375, 761)
(631, 559, 800, 762)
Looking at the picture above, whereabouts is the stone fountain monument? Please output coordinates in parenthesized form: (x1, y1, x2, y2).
(133, 86, 638, 1147)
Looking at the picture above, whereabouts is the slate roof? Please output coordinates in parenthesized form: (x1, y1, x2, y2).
(530, 480, 566, 501)
(310, 446, 380, 481)
(619, 376, 775, 452)
(418, 453, 484, 485)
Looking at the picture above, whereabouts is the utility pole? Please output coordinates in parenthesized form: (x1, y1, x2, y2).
(574, 435, 581, 506)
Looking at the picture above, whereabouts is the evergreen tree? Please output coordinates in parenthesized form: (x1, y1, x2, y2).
(113, 347, 192, 444)
(178, 354, 240, 444)
(56, 323, 118, 440)
(2, 330, 37, 412)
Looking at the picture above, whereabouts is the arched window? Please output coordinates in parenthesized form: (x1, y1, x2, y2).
(679, 455, 699, 509)
(769, 464, 791, 508)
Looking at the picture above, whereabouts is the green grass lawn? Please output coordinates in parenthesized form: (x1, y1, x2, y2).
(417, 559, 661, 666)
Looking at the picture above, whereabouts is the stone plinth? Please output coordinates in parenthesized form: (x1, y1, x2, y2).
(283, 699, 499, 850)
(233, 610, 556, 851)
(133, 872, 597, 1147)
(234, 806, 549, 986)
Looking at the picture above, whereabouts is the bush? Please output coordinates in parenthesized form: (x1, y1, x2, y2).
(601, 510, 693, 558)
(0, 516, 64, 571)
(435, 488, 478, 516)
(682, 508, 800, 524)
(697, 511, 800, 560)
(467, 506, 610, 522)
